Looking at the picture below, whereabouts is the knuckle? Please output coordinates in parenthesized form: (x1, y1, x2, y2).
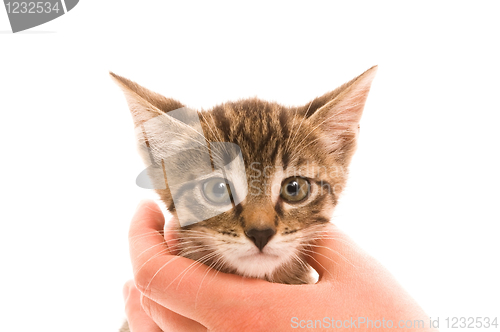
(133, 266, 156, 295)
(139, 293, 153, 316)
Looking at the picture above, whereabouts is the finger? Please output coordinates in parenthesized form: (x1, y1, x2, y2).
(123, 280, 162, 332)
(163, 221, 180, 255)
(305, 224, 370, 281)
(129, 200, 275, 327)
(141, 294, 207, 332)
(129, 199, 171, 273)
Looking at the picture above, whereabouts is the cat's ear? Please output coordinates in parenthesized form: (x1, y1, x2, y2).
(305, 65, 378, 165)
(110, 72, 203, 168)
(109, 72, 184, 127)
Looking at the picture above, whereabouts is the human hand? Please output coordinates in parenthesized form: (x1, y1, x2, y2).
(123, 200, 437, 332)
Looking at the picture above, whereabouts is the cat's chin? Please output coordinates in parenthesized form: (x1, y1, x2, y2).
(241, 252, 279, 259)
(228, 251, 291, 280)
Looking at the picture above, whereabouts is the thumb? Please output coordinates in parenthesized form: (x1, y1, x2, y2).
(305, 224, 370, 281)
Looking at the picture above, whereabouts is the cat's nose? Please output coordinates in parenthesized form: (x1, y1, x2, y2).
(245, 228, 276, 251)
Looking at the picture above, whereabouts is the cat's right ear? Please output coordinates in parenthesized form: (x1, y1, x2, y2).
(109, 72, 184, 127)
(110, 73, 202, 169)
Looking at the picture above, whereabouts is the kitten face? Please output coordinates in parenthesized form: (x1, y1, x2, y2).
(112, 66, 377, 284)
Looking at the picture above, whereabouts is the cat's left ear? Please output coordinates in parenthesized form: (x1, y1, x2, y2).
(306, 65, 378, 165)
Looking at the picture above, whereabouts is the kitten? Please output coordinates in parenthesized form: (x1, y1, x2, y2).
(112, 66, 377, 331)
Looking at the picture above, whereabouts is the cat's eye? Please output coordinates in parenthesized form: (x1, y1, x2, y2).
(202, 178, 232, 204)
(280, 177, 310, 202)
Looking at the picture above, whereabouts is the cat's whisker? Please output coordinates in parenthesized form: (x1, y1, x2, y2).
(178, 245, 215, 256)
(199, 110, 227, 154)
(309, 236, 356, 248)
(290, 251, 310, 272)
(302, 246, 356, 269)
(140, 203, 168, 216)
(308, 243, 356, 259)
(134, 236, 210, 258)
(150, 255, 206, 293)
(309, 236, 352, 243)
(194, 251, 229, 309)
(129, 230, 165, 239)
(293, 105, 356, 155)
(285, 100, 313, 154)
(206, 251, 230, 285)
(130, 231, 165, 245)
(206, 111, 226, 143)
(297, 251, 334, 279)
(283, 112, 298, 154)
(136, 242, 218, 276)
(137, 242, 210, 264)
(171, 241, 214, 249)
(143, 255, 183, 296)
(178, 230, 215, 235)
(171, 246, 210, 256)
(135, 247, 171, 275)
(136, 229, 166, 236)
(136, 241, 170, 258)
(177, 241, 217, 248)
(286, 100, 313, 153)
(179, 229, 217, 235)
(291, 137, 323, 159)
(177, 243, 216, 255)
(173, 251, 222, 290)
(173, 259, 208, 289)
(177, 235, 216, 240)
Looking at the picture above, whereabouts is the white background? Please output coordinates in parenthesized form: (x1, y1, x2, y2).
(1, 1, 499, 331)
